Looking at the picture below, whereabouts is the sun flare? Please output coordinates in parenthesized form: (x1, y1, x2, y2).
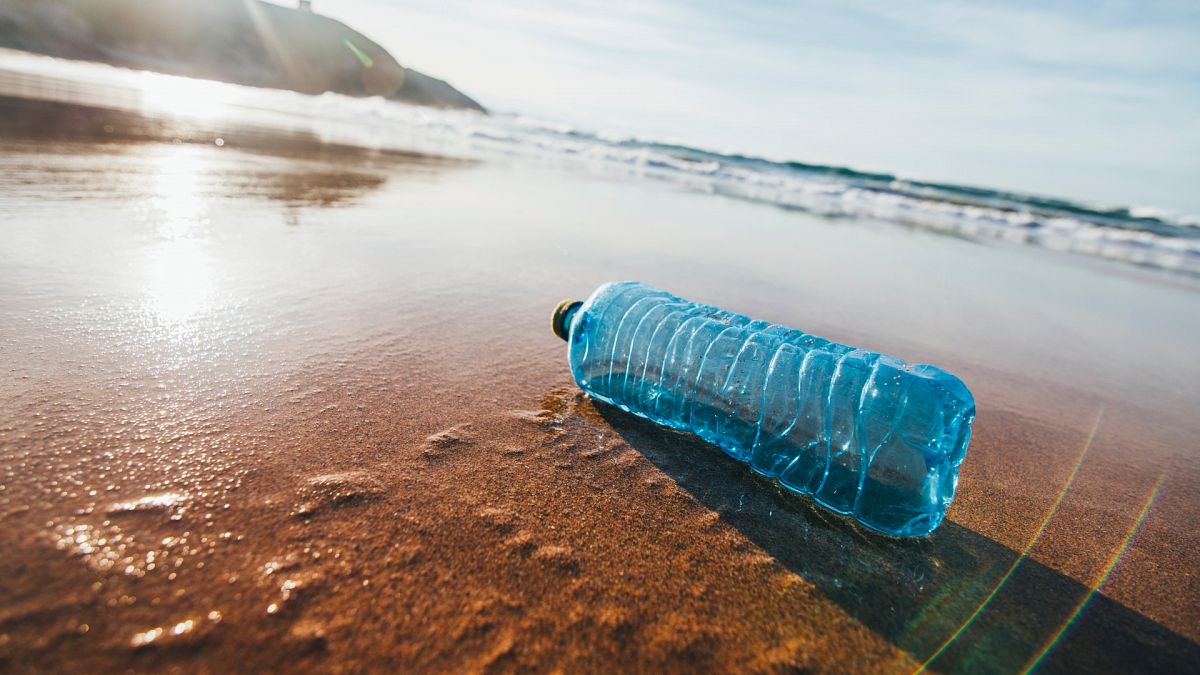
(138, 72, 231, 121)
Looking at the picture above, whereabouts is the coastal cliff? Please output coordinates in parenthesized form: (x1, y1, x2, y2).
(0, 0, 485, 111)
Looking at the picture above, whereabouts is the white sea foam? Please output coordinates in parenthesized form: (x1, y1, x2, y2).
(2, 49, 1197, 275)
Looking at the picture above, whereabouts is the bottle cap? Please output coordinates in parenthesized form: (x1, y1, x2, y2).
(552, 299, 582, 341)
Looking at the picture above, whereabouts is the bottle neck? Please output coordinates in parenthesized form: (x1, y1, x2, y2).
(552, 300, 583, 341)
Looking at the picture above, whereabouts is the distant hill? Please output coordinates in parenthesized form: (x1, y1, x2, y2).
(0, 0, 485, 112)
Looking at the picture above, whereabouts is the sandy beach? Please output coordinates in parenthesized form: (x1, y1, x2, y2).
(2, 85, 1199, 673)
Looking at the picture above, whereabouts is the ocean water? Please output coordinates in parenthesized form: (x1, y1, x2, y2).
(2, 48, 1197, 276)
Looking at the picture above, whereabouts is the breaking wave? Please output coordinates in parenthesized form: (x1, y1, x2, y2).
(2, 48, 1197, 275)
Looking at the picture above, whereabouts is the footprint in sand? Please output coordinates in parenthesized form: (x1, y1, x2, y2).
(106, 492, 189, 518)
(474, 507, 517, 534)
(500, 445, 526, 457)
(532, 545, 581, 576)
(506, 408, 560, 428)
(286, 620, 328, 654)
(128, 612, 222, 651)
(502, 530, 538, 556)
(421, 423, 474, 458)
(605, 448, 644, 474)
(501, 530, 581, 577)
(293, 471, 382, 518)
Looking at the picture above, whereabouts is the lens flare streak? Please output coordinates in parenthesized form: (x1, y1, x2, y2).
(344, 40, 375, 69)
(912, 406, 1105, 674)
(1021, 471, 1168, 673)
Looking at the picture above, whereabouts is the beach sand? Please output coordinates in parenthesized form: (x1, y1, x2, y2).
(1, 97, 1199, 673)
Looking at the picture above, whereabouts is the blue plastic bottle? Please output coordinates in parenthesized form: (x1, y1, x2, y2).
(552, 281, 975, 537)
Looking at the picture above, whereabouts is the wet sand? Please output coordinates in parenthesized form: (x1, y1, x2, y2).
(2, 98, 1200, 673)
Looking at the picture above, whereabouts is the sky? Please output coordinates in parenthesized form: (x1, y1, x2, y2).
(299, 0, 1199, 214)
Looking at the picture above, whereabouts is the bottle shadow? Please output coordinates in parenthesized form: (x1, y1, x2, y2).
(591, 401, 1199, 674)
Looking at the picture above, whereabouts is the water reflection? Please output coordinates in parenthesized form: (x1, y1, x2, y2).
(144, 240, 212, 326)
(0, 99, 460, 212)
(137, 144, 215, 328)
(148, 144, 210, 239)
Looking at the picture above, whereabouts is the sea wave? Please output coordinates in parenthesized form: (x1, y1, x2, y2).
(2, 49, 1197, 275)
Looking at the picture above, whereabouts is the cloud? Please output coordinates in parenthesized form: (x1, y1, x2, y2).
(316, 0, 1200, 211)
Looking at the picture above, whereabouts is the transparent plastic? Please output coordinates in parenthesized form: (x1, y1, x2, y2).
(560, 281, 975, 537)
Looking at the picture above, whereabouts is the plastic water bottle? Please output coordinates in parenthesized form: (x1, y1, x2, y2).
(551, 281, 975, 537)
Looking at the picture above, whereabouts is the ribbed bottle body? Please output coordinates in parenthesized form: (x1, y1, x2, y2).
(564, 281, 975, 537)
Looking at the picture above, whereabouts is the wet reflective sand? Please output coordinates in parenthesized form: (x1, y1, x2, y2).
(1, 98, 1199, 673)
